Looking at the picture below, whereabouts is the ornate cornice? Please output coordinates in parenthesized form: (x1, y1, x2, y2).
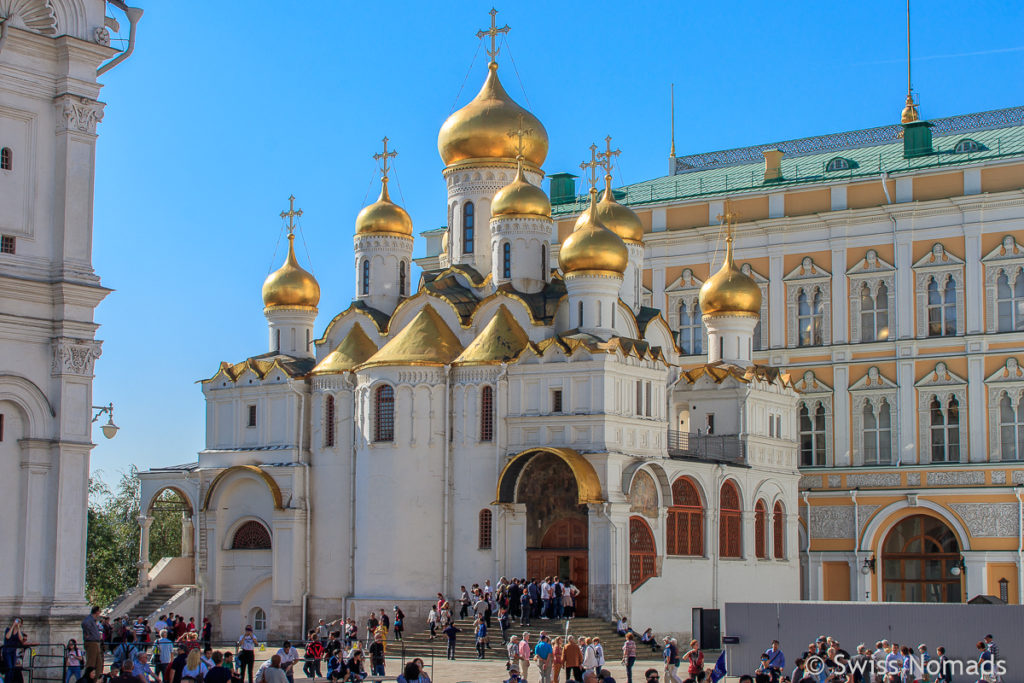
(53, 93, 104, 135)
(50, 337, 101, 377)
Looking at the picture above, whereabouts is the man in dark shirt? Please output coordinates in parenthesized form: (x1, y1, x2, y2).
(368, 634, 385, 677)
(443, 623, 460, 660)
(508, 580, 522, 619)
(204, 652, 232, 683)
(113, 660, 142, 683)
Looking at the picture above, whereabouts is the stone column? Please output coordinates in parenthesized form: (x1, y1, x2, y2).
(138, 515, 153, 586)
(181, 514, 194, 557)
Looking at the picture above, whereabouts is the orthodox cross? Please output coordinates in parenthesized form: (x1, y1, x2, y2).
(579, 143, 601, 194)
(477, 8, 510, 64)
(280, 195, 302, 236)
(507, 114, 532, 160)
(373, 136, 398, 181)
(716, 201, 739, 244)
(597, 135, 621, 187)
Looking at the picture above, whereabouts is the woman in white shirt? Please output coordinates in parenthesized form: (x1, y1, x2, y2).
(582, 637, 599, 675)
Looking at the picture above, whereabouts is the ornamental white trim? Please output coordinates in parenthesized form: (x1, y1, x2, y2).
(915, 362, 968, 464)
(982, 236, 1024, 334)
(666, 269, 707, 357)
(785, 258, 832, 348)
(985, 357, 1024, 461)
(850, 367, 899, 466)
(794, 370, 833, 467)
(913, 243, 965, 338)
(847, 250, 895, 344)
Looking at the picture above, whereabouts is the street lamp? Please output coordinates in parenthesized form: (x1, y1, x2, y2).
(860, 556, 876, 575)
(92, 403, 119, 439)
(950, 557, 966, 577)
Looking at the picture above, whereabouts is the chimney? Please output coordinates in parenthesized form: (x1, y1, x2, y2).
(763, 149, 784, 183)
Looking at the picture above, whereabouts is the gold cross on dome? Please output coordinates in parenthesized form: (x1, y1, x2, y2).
(373, 136, 398, 181)
(716, 201, 740, 242)
(507, 114, 532, 160)
(580, 143, 601, 193)
(477, 8, 510, 64)
(280, 195, 303, 236)
(597, 135, 621, 186)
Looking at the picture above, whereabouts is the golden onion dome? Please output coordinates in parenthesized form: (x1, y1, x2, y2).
(558, 191, 628, 275)
(901, 93, 919, 124)
(573, 175, 643, 243)
(698, 235, 761, 315)
(491, 160, 551, 218)
(262, 234, 321, 309)
(355, 179, 413, 236)
(438, 62, 548, 167)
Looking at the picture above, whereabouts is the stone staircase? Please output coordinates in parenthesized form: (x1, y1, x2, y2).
(124, 585, 182, 619)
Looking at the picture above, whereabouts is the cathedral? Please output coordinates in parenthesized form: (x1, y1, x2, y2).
(137, 12, 801, 637)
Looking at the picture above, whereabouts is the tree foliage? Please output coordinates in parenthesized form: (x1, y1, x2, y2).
(86, 467, 186, 608)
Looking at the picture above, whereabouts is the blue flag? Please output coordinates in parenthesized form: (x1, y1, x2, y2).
(710, 651, 727, 683)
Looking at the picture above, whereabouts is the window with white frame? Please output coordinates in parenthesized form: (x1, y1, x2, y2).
(666, 269, 706, 356)
(850, 367, 898, 466)
(848, 250, 895, 343)
(785, 257, 831, 348)
(998, 392, 1024, 461)
(985, 358, 1024, 461)
(739, 263, 770, 350)
(914, 244, 964, 338)
(915, 362, 967, 464)
(984, 237, 1024, 334)
(928, 396, 961, 462)
(794, 370, 834, 466)
(861, 398, 893, 465)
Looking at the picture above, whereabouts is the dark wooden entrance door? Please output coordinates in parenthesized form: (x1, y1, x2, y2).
(526, 518, 589, 616)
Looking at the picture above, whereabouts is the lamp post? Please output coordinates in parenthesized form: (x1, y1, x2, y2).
(860, 556, 876, 601)
(91, 403, 119, 439)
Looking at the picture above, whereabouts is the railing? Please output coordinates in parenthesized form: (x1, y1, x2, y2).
(667, 430, 746, 464)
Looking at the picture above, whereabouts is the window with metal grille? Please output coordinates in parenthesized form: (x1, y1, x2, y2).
(374, 384, 394, 442)
(463, 202, 474, 254)
(478, 508, 492, 549)
(666, 477, 704, 556)
(628, 516, 657, 590)
(361, 259, 370, 295)
(480, 385, 494, 441)
(754, 499, 768, 559)
(929, 395, 960, 462)
(0, 147, 11, 171)
(551, 389, 563, 413)
(324, 395, 336, 447)
(247, 404, 257, 427)
(399, 261, 407, 296)
(502, 242, 511, 278)
(773, 501, 785, 559)
(231, 520, 272, 549)
(926, 276, 956, 337)
(0, 235, 14, 255)
(719, 480, 742, 558)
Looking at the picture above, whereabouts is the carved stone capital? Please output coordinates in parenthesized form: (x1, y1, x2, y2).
(51, 338, 103, 377)
(54, 94, 106, 135)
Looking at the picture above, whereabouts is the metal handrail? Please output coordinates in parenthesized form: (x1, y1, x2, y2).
(667, 430, 746, 463)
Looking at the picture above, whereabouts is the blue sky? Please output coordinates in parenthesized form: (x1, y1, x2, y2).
(89, 0, 1024, 481)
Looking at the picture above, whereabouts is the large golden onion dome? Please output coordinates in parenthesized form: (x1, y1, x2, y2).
(438, 62, 548, 167)
(262, 234, 321, 309)
(573, 175, 643, 243)
(558, 191, 628, 275)
(491, 159, 551, 218)
(355, 179, 413, 236)
(698, 234, 761, 315)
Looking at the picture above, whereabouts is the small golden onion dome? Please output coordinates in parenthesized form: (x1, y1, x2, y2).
(901, 93, 919, 124)
(491, 160, 551, 218)
(558, 191, 628, 275)
(438, 62, 548, 167)
(698, 236, 761, 315)
(355, 179, 413, 236)
(573, 176, 643, 243)
(262, 234, 320, 309)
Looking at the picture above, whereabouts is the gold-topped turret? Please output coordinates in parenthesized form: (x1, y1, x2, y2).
(262, 195, 321, 309)
(574, 135, 644, 244)
(356, 137, 413, 236)
(491, 115, 551, 218)
(558, 145, 628, 275)
(698, 205, 761, 316)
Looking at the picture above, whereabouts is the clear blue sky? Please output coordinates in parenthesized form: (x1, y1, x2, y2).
(90, 0, 1024, 482)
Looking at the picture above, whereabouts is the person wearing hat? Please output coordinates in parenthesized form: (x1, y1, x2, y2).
(504, 666, 522, 683)
(236, 627, 257, 683)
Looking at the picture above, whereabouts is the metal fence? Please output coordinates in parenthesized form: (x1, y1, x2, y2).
(667, 430, 746, 463)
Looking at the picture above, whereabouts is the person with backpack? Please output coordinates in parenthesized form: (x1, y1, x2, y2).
(303, 631, 324, 680)
(393, 607, 405, 642)
(113, 633, 140, 671)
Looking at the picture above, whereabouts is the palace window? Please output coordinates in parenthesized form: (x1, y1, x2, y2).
(247, 404, 257, 428)
(502, 242, 511, 278)
(797, 288, 824, 347)
(324, 395, 335, 448)
(928, 396, 960, 463)
(551, 389, 563, 413)
(799, 402, 827, 466)
(773, 501, 785, 559)
(998, 392, 1024, 461)
(926, 275, 957, 337)
(399, 261, 407, 296)
(785, 259, 831, 347)
(361, 259, 370, 295)
(0, 147, 10, 171)
(0, 235, 14, 255)
(374, 384, 395, 442)
(231, 520, 272, 550)
(996, 268, 1024, 332)
(825, 156, 855, 172)
(719, 480, 742, 558)
(480, 385, 494, 442)
(666, 477, 704, 556)
(862, 398, 892, 465)
(478, 508, 492, 549)
(754, 500, 768, 559)
(953, 138, 982, 154)
(463, 202, 474, 254)
(628, 517, 657, 590)
(678, 299, 703, 355)
(859, 281, 890, 341)
(882, 514, 961, 603)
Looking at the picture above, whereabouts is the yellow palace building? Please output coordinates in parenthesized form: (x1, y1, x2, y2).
(417, 97, 1024, 604)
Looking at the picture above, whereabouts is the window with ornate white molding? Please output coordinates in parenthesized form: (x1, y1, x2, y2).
(666, 269, 706, 356)
(785, 257, 831, 348)
(983, 236, 1024, 334)
(739, 263, 769, 350)
(915, 362, 967, 464)
(985, 358, 1024, 461)
(848, 249, 895, 343)
(850, 367, 898, 465)
(914, 244, 965, 338)
(794, 370, 833, 467)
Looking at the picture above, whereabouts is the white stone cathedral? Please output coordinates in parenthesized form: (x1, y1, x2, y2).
(138, 14, 801, 637)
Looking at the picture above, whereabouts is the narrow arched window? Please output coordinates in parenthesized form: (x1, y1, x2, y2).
(929, 395, 960, 462)
(578, 301, 584, 328)
(361, 259, 370, 295)
(463, 202, 475, 254)
(628, 517, 657, 589)
(927, 276, 956, 336)
(997, 268, 1024, 332)
(0, 147, 11, 171)
(541, 244, 547, 280)
(478, 508, 493, 549)
(324, 395, 336, 448)
(773, 501, 785, 558)
(275, 329, 281, 352)
(998, 392, 1024, 460)
(754, 499, 768, 559)
(667, 477, 704, 556)
(502, 242, 511, 278)
(374, 384, 394, 442)
(231, 520, 272, 550)
(399, 261, 407, 296)
(799, 402, 827, 466)
(480, 385, 494, 442)
(719, 480, 741, 558)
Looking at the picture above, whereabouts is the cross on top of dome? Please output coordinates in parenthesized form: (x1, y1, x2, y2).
(477, 8, 511, 65)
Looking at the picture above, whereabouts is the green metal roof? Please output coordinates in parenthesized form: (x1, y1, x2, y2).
(551, 105, 1024, 217)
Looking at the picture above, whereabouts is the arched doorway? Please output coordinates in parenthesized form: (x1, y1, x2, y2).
(881, 514, 961, 603)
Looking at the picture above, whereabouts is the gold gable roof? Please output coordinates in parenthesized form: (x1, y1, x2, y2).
(455, 305, 532, 365)
(311, 323, 378, 375)
(360, 304, 464, 368)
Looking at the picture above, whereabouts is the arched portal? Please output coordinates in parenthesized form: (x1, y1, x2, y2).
(881, 514, 961, 603)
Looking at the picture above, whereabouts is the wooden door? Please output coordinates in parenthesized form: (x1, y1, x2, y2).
(525, 550, 589, 617)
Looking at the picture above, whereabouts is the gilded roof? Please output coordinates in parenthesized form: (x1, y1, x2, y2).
(311, 323, 378, 375)
(455, 305, 532, 365)
(680, 362, 793, 388)
(204, 352, 315, 384)
(360, 304, 464, 368)
(262, 235, 320, 309)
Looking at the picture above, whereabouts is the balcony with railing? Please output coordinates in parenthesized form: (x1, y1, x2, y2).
(667, 429, 747, 465)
